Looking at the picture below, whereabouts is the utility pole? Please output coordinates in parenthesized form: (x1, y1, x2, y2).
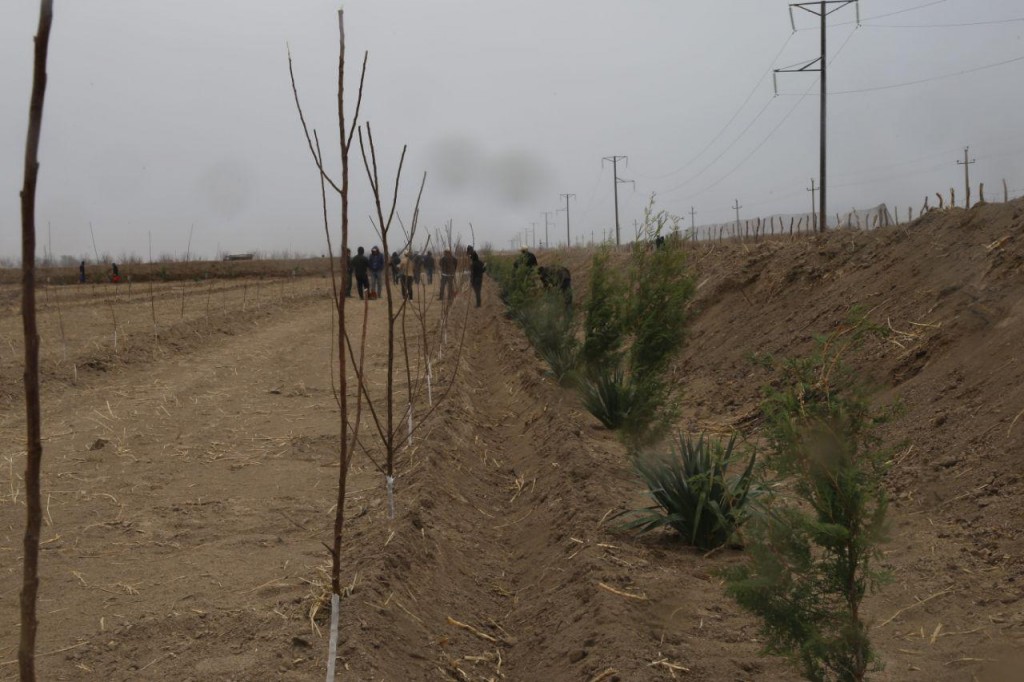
(559, 193, 575, 247)
(777, 0, 859, 232)
(807, 178, 817, 230)
(733, 199, 742, 234)
(689, 206, 697, 233)
(541, 212, 554, 249)
(530, 222, 538, 249)
(602, 156, 633, 245)
(957, 146, 975, 208)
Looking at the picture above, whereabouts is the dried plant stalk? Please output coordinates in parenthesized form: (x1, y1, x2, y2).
(19, 2, 54, 679)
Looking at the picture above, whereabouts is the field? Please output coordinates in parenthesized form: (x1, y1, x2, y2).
(2, 201, 1024, 680)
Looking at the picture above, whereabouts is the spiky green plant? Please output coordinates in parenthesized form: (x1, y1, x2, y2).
(577, 365, 634, 429)
(622, 433, 760, 550)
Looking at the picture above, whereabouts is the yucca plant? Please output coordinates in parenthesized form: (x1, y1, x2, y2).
(577, 366, 636, 429)
(622, 432, 760, 551)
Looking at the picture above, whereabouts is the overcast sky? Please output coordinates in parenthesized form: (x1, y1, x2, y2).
(2, 0, 1023, 260)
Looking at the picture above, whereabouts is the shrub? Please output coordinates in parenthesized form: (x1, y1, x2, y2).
(725, 319, 894, 682)
(518, 290, 578, 384)
(579, 250, 628, 373)
(577, 199, 695, 445)
(621, 433, 759, 550)
(488, 254, 578, 382)
(628, 231, 695, 379)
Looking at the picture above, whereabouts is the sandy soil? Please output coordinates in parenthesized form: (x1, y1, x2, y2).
(1, 199, 1022, 681)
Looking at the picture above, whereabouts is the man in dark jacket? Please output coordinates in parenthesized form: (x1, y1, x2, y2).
(413, 253, 423, 285)
(368, 246, 385, 298)
(390, 251, 401, 284)
(513, 247, 537, 271)
(351, 247, 371, 299)
(424, 251, 435, 284)
(469, 251, 486, 308)
(439, 249, 458, 301)
(538, 265, 573, 309)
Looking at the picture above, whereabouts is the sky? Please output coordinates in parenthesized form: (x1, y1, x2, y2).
(2, 0, 1023, 261)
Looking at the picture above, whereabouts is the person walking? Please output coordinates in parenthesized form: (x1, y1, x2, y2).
(399, 250, 415, 301)
(424, 251, 435, 285)
(413, 253, 423, 285)
(111, 262, 120, 283)
(390, 251, 401, 285)
(439, 249, 458, 301)
(351, 246, 371, 300)
(368, 246, 385, 298)
(79, 261, 86, 284)
(469, 251, 486, 308)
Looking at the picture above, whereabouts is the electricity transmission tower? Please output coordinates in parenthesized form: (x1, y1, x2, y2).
(776, 0, 859, 233)
(602, 156, 633, 245)
(559, 193, 575, 247)
(957, 147, 975, 208)
(807, 178, 817, 230)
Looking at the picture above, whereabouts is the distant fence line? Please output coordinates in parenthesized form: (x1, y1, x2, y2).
(685, 178, 1017, 243)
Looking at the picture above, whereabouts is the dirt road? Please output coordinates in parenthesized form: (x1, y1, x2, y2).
(1, 278, 799, 681)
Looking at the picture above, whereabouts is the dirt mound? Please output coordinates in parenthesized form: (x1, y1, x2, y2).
(546, 199, 1024, 679)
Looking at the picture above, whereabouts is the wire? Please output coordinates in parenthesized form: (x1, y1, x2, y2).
(832, 0, 950, 27)
(646, 32, 796, 181)
(830, 146, 960, 180)
(694, 79, 818, 196)
(863, 16, 1024, 28)
(681, 27, 858, 197)
(658, 95, 777, 195)
(830, 54, 1024, 94)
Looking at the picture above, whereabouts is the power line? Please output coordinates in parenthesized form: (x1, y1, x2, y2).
(696, 77, 818, 195)
(659, 96, 776, 195)
(676, 25, 859, 200)
(863, 16, 1024, 28)
(829, 54, 1024, 94)
(832, 0, 949, 27)
(648, 32, 797, 181)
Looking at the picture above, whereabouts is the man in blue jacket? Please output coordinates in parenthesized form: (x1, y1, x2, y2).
(368, 246, 385, 298)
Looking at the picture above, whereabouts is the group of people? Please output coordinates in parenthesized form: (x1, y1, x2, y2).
(78, 261, 121, 284)
(344, 245, 487, 307)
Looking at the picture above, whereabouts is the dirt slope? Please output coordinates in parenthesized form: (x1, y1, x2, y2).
(550, 199, 1024, 680)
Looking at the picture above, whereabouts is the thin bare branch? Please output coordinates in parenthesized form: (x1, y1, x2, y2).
(287, 45, 343, 195)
